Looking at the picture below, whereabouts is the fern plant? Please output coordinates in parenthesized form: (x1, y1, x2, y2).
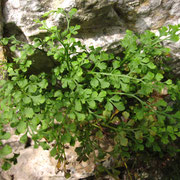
(0, 8, 180, 178)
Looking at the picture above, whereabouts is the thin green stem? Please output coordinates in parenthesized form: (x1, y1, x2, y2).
(152, 36, 173, 46)
(109, 91, 175, 119)
(65, 46, 71, 71)
(101, 123, 117, 131)
(88, 109, 106, 120)
(65, 15, 70, 32)
(108, 91, 144, 103)
(92, 123, 102, 130)
(89, 71, 145, 83)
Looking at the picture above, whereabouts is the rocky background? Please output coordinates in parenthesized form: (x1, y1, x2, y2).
(0, 0, 180, 180)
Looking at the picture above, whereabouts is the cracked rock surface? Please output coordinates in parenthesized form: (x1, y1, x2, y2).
(2, 0, 180, 75)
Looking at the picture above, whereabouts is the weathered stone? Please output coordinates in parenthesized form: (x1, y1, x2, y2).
(0, 1, 3, 39)
(0, 144, 95, 180)
(137, 1, 151, 15)
(170, 1, 180, 16)
(3, 0, 180, 61)
(0, 46, 5, 81)
(135, 17, 152, 32)
(4, 0, 48, 38)
(162, 0, 173, 10)
(0, 0, 5, 81)
(150, 8, 168, 29)
(8, 0, 20, 9)
(2, 0, 180, 45)
(150, 0, 162, 10)
(0, 0, 3, 49)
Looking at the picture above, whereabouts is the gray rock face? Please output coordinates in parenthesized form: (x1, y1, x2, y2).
(2, 0, 180, 60)
(0, 1, 3, 38)
(0, 1, 5, 81)
(0, 145, 94, 180)
(2, 0, 180, 45)
(150, 0, 162, 10)
(0, 125, 95, 180)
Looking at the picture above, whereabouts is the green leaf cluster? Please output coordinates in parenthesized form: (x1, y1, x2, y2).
(0, 8, 180, 178)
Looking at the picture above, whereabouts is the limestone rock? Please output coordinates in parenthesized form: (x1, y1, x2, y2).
(0, 0, 5, 81)
(0, 45, 5, 81)
(0, 1, 3, 38)
(3, 0, 180, 59)
(2, 0, 180, 47)
(0, 144, 95, 180)
(0, 126, 95, 180)
(150, 0, 162, 10)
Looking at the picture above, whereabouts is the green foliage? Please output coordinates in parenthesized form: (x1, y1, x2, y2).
(0, 8, 180, 178)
